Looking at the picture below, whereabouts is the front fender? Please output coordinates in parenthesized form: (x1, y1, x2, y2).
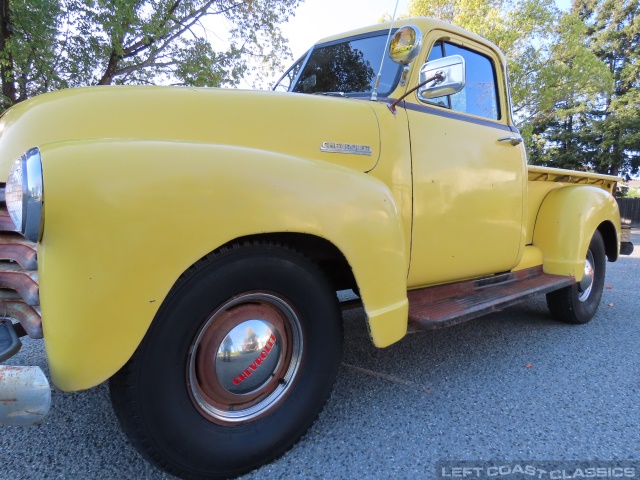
(532, 185, 620, 281)
(38, 140, 408, 391)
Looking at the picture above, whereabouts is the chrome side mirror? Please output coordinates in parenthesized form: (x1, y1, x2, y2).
(418, 55, 465, 100)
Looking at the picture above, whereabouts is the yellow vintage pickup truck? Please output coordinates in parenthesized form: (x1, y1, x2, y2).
(0, 17, 634, 479)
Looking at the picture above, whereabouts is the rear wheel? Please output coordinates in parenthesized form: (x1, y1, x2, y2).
(109, 244, 342, 479)
(546, 230, 606, 324)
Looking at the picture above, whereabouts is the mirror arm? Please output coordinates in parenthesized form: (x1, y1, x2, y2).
(388, 71, 444, 114)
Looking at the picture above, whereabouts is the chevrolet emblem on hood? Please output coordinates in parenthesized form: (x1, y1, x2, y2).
(320, 142, 372, 156)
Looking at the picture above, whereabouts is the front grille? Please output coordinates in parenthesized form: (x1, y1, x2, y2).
(0, 184, 41, 339)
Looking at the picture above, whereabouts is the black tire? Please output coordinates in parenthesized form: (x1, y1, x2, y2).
(546, 230, 606, 324)
(109, 243, 342, 479)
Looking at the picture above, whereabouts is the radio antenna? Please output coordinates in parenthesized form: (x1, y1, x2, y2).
(371, 0, 401, 102)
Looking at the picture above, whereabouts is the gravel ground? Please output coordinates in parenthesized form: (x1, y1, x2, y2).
(2, 230, 639, 480)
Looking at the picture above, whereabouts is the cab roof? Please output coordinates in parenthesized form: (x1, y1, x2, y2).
(314, 17, 506, 65)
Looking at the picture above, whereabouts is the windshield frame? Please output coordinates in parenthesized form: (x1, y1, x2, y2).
(275, 29, 404, 98)
(273, 50, 311, 93)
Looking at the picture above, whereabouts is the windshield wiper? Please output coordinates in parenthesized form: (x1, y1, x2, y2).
(313, 92, 346, 97)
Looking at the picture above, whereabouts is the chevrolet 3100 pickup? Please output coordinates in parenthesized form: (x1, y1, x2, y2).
(0, 16, 634, 480)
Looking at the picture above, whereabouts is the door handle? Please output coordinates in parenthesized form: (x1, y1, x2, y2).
(498, 136, 523, 146)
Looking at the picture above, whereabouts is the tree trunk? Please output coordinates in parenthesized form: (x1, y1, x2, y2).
(0, 0, 16, 109)
(97, 50, 121, 85)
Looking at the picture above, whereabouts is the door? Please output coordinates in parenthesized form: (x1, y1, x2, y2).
(407, 33, 526, 287)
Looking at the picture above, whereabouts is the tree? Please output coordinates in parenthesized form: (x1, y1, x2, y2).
(523, 13, 613, 171)
(575, 0, 640, 176)
(64, 0, 300, 87)
(0, 0, 301, 113)
(0, 0, 62, 110)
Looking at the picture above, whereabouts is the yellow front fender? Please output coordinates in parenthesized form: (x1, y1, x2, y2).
(39, 140, 409, 392)
(532, 185, 620, 281)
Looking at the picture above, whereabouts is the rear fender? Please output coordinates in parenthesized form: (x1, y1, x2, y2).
(532, 185, 620, 281)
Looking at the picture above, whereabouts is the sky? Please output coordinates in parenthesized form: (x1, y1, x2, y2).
(281, 0, 412, 60)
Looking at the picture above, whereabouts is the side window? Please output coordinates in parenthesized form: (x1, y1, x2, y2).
(423, 41, 500, 120)
(425, 41, 449, 109)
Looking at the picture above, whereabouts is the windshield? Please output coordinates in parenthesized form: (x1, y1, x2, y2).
(280, 31, 402, 97)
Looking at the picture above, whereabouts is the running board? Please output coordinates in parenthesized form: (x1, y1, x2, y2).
(407, 266, 575, 331)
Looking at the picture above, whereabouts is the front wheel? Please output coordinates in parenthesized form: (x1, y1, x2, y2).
(546, 230, 606, 324)
(109, 244, 343, 479)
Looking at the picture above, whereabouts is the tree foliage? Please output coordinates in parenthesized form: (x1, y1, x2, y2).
(526, 0, 639, 175)
(523, 12, 613, 171)
(575, 0, 640, 175)
(0, 0, 62, 109)
(0, 0, 300, 111)
(622, 187, 640, 198)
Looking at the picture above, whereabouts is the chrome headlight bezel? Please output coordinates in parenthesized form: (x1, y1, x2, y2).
(6, 147, 43, 242)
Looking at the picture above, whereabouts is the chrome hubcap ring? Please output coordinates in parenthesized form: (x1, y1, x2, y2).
(187, 292, 304, 425)
(578, 250, 595, 302)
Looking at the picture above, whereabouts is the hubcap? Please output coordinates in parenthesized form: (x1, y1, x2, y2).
(216, 319, 282, 395)
(187, 292, 304, 425)
(578, 250, 595, 302)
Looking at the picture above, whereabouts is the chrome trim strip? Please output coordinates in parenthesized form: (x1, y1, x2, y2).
(21, 148, 44, 243)
(289, 48, 313, 93)
(401, 101, 514, 132)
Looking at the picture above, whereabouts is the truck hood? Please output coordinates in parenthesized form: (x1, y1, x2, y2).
(0, 86, 381, 179)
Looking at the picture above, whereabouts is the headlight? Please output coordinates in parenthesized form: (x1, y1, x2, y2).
(5, 147, 43, 242)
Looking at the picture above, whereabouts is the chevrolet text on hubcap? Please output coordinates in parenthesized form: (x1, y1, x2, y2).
(187, 292, 304, 425)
